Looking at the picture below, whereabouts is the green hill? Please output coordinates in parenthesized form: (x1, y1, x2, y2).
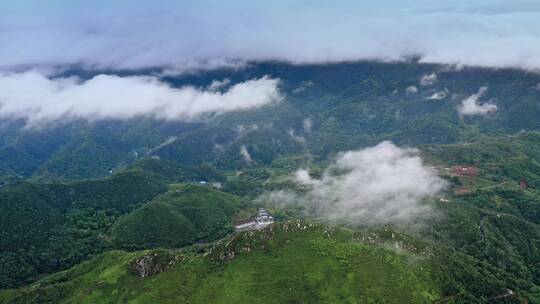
(111, 184, 248, 250)
(0, 223, 443, 304)
(0, 159, 224, 289)
(126, 158, 225, 184)
(0, 170, 166, 288)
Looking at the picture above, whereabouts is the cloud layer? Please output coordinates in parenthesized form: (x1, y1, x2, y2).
(0, 72, 281, 125)
(457, 87, 498, 116)
(1, 1, 540, 71)
(264, 141, 446, 225)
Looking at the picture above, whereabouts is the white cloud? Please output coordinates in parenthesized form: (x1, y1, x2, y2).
(2, 2, 540, 71)
(240, 145, 253, 163)
(303, 118, 313, 133)
(420, 73, 438, 86)
(288, 129, 306, 144)
(292, 81, 314, 93)
(0, 72, 281, 126)
(147, 136, 177, 155)
(235, 124, 259, 141)
(263, 141, 446, 225)
(427, 89, 449, 100)
(457, 87, 498, 116)
(406, 86, 419, 94)
(208, 79, 231, 91)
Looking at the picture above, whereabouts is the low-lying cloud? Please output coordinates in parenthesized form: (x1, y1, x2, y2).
(288, 130, 306, 145)
(240, 145, 253, 163)
(420, 73, 438, 86)
(427, 89, 449, 100)
(457, 87, 498, 116)
(406, 86, 419, 94)
(1, 1, 540, 71)
(0, 72, 281, 126)
(303, 118, 313, 133)
(263, 141, 446, 225)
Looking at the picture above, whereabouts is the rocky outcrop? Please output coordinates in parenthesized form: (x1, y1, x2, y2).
(129, 250, 183, 278)
(221, 251, 235, 261)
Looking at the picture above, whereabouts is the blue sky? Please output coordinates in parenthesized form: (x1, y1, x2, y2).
(1, 0, 540, 71)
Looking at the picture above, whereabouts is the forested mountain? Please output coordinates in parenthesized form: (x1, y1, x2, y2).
(1, 62, 540, 185)
(1, 62, 540, 303)
(0, 159, 227, 288)
(3, 0, 540, 302)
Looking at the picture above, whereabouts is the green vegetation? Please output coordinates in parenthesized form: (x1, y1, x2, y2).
(2, 61, 540, 184)
(2, 62, 540, 302)
(1, 223, 442, 304)
(3, 131, 540, 301)
(0, 160, 225, 289)
(112, 184, 247, 249)
(151, 61, 540, 166)
(0, 171, 165, 288)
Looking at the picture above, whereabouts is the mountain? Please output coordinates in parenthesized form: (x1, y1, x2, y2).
(2, 131, 540, 302)
(111, 184, 248, 250)
(1, 61, 540, 185)
(1, 223, 443, 304)
(1, 61, 540, 303)
(0, 159, 226, 288)
(5, 219, 536, 303)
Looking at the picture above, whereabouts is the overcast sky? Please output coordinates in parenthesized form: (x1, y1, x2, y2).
(0, 1, 538, 125)
(1, 0, 540, 71)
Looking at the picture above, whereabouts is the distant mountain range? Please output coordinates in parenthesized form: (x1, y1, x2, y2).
(1, 61, 540, 187)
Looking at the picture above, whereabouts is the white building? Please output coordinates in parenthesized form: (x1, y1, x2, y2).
(235, 208, 274, 231)
(255, 208, 274, 227)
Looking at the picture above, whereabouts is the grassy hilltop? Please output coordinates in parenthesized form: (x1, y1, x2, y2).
(1, 222, 442, 304)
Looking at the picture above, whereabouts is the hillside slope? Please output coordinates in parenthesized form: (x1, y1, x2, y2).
(111, 184, 248, 249)
(0, 223, 443, 304)
(0, 159, 224, 289)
